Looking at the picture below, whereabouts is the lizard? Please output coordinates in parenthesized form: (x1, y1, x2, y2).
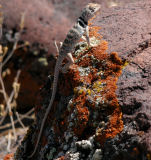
(28, 3, 100, 158)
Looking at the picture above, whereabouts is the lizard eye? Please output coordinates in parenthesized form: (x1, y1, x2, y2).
(89, 7, 95, 12)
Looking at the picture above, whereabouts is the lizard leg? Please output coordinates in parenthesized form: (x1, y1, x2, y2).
(60, 42, 63, 47)
(54, 40, 59, 55)
(85, 26, 91, 47)
(62, 52, 74, 73)
(81, 35, 86, 41)
(54, 41, 63, 54)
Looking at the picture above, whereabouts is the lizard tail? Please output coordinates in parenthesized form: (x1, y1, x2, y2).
(28, 56, 63, 158)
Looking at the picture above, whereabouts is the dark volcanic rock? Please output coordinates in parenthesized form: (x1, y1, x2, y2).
(116, 46, 151, 155)
(95, 0, 151, 59)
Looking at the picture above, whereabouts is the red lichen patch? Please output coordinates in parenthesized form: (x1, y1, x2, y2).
(89, 26, 102, 39)
(91, 41, 108, 60)
(55, 156, 65, 160)
(73, 106, 89, 136)
(72, 93, 90, 136)
(95, 60, 123, 143)
(3, 153, 14, 160)
(58, 66, 81, 96)
(53, 25, 123, 145)
(109, 52, 123, 65)
(77, 56, 92, 67)
(76, 26, 123, 141)
(105, 52, 123, 77)
(96, 105, 123, 145)
(68, 65, 81, 86)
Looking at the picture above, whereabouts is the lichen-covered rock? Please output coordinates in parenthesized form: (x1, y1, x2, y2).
(76, 139, 93, 150)
(14, 1, 151, 159)
(92, 149, 103, 160)
(15, 24, 123, 160)
(3, 153, 14, 160)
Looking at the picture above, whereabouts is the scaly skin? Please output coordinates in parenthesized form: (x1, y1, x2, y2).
(28, 3, 100, 158)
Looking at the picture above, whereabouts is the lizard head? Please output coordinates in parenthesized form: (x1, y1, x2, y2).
(81, 3, 101, 22)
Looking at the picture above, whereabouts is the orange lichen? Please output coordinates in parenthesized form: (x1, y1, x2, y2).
(55, 156, 65, 160)
(96, 105, 123, 144)
(92, 41, 108, 60)
(82, 26, 123, 141)
(73, 93, 90, 136)
(89, 26, 102, 39)
(53, 24, 123, 145)
(3, 153, 14, 160)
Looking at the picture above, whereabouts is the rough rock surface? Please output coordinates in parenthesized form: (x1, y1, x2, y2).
(94, 0, 151, 59)
(116, 46, 151, 156)
(15, 26, 124, 160)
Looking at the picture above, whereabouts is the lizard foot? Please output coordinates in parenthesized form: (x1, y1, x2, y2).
(62, 52, 74, 73)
